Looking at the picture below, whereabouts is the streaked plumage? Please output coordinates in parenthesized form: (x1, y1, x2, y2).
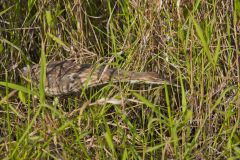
(22, 60, 168, 96)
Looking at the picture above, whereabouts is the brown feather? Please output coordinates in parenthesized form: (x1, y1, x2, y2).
(22, 60, 169, 96)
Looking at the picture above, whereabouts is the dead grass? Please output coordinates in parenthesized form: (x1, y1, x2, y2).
(0, 0, 240, 159)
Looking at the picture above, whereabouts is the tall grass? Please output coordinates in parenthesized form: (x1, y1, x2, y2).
(0, 0, 240, 159)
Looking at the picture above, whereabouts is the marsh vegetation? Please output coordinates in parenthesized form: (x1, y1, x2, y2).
(0, 0, 240, 159)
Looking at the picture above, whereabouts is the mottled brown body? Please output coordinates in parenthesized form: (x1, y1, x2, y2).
(22, 60, 166, 96)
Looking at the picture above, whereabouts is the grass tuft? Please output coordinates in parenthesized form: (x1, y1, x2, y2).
(0, 0, 239, 159)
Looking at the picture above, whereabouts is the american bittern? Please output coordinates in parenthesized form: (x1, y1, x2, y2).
(22, 60, 170, 96)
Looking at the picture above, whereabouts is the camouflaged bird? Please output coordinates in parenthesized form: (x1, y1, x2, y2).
(22, 60, 168, 96)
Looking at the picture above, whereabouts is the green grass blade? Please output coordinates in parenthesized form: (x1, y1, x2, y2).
(47, 33, 69, 50)
(121, 148, 128, 160)
(103, 117, 116, 157)
(132, 92, 155, 109)
(45, 10, 53, 27)
(179, 73, 187, 113)
(164, 83, 178, 155)
(146, 143, 165, 153)
(0, 82, 34, 95)
(0, 5, 15, 16)
(184, 86, 236, 157)
(213, 37, 221, 65)
(39, 41, 46, 104)
(191, 16, 213, 65)
(10, 104, 43, 158)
